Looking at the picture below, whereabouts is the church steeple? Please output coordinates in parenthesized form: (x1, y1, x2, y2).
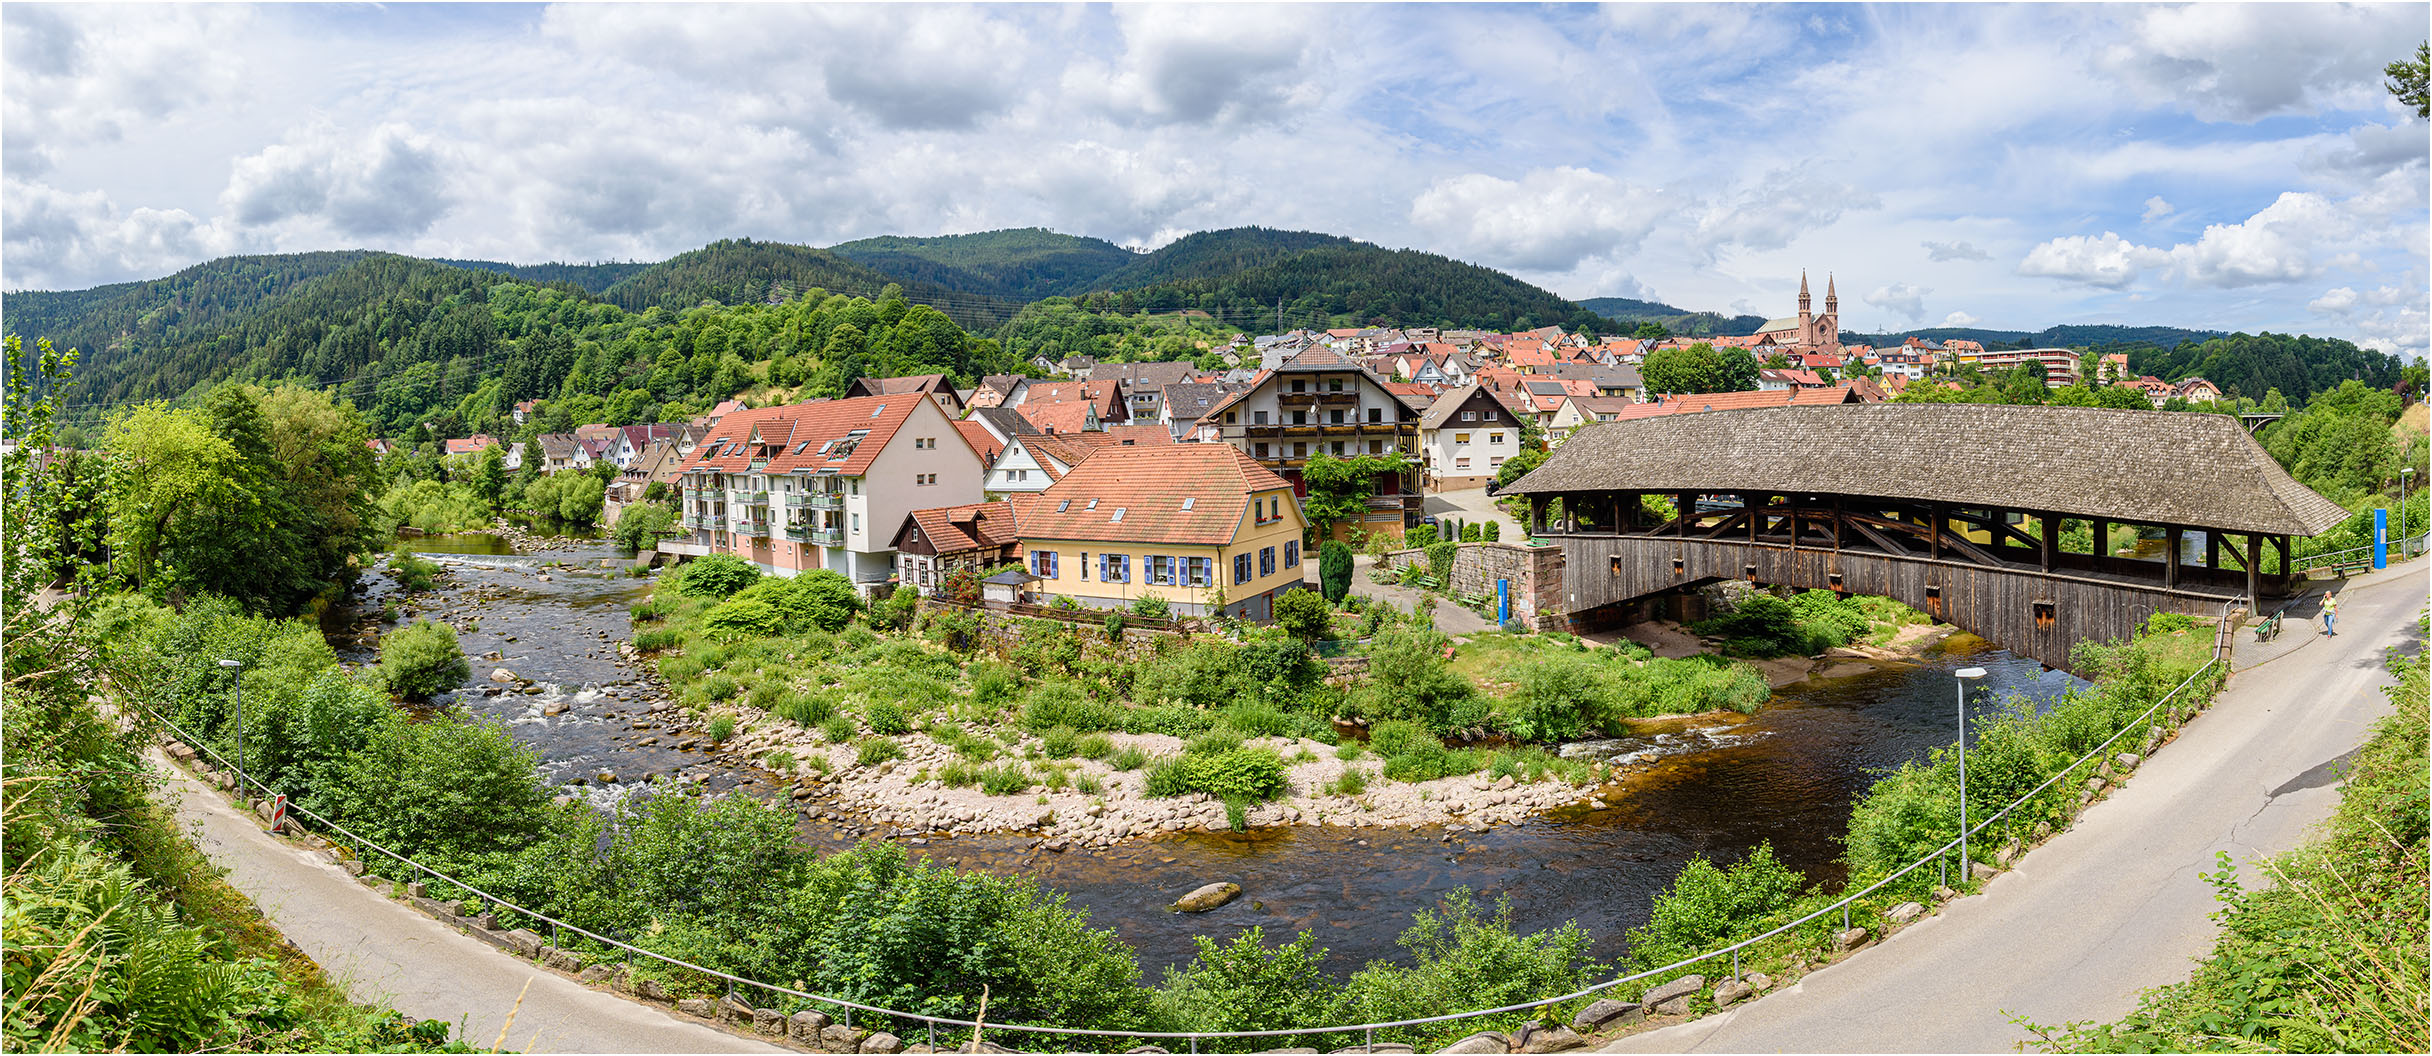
(1825, 274, 1837, 314)
(1798, 271, 1812, 313)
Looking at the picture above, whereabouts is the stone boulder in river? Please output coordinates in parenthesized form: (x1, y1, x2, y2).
(1171, 881, 1240, 913)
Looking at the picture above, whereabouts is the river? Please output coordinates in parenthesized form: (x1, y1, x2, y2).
(354, 534, 2084, 974)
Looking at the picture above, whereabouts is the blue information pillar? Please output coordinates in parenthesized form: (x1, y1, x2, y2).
(2373, 508, 2389, 569)
(1497, 578, 1511, 624)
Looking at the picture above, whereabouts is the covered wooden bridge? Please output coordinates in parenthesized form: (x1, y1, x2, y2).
(1496, 404, 2351, 671)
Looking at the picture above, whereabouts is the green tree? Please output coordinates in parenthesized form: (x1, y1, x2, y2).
(1319, 540, 1354, 604)
(1641, 342, 1757, 394)
(2390, 40, 2430, 118)
(378, 620, 469, 701)
(1300, 452, 1407, 533)
(611, 502, 676, 551)
(554, 474, 607, 527)
(100, 402, 241, 595)
(1272, 587, 1334, 643)
(472, 444, 506, 507)
(1632, 321, 1670, 339)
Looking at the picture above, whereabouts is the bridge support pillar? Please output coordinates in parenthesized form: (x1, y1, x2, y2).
(2245, 534, 2262, 605)
(2165, 526, 2182, 588)
(2041, 513, 2059, 573)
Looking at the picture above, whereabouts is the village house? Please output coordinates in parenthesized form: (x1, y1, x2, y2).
(1418, 383, 1523, 491)
(844, 374, 965, 416)
(1016, 444, 1309, 621)
(1757, 368, 1829, 391)
(983, 428, 1173, 498)
(1086, 361, 1200, 422)
(969, 374, 1027, 409)
(610, 424, 682, 469)
(2172, 377, 2223, 404)
(890, 500, 1024, 596)
(1963, 347, 2082, 387)
(533, 434, 589, 474)
(1160, 381, 1247, 443)
(442, 435, 500, 462)
(675, 395, 987, 590)
(1201, 347, 1425, 538)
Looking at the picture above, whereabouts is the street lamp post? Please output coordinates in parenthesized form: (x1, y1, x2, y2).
(218, 659, 245, 796)
(1955, 666, 1989, 883)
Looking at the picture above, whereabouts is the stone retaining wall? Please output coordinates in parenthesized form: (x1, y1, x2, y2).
(1379, 542, 1567, 631)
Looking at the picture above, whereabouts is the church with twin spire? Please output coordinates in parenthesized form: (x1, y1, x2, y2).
(1751, 272, 1842, 354)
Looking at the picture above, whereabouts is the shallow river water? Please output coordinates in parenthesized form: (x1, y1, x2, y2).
(361, 534, 2084, 973)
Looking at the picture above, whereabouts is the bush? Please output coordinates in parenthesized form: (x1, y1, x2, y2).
(702, 597, 783, 640)
(979, 762, 1032, 796)
(776, 692, 836, 727)
(729, 571, 863, 634)
(1320, 540, 1354, 604)
(968, 662, 1022, 707)
(1272, 588, 1334, 643)
(611, 503, 677, 552)
(821, 715, 857, 743)
(1425, 541, 1458, 584)
(1622, 843, 1806, 974)
(1108, 745, 1149, 772)
(855, 736, 903, 767)
(1351, 629, 1475, 730)
(669, 553, 761, 598)
(378, 621, 469, 701)
(1130, 593, 1171, 620)
(1022, 682, 1123, 732)
(387, 552, 441, 591)
(1481, 521, 1500, 542)
(1334, 892, 1603, 1051)
(1504, 653, 1609, 741)
(1406, 523, 1438, 549)
(1327, 767, 1369, 796)
(708, 715, 738, 743)
(867, 585, 919, 633)
(1460, 522, 1480, 542)
(1152, 928, 1341, 1036)
(1153, 748, 1288, 802)
(2142, 612, 2197, 635)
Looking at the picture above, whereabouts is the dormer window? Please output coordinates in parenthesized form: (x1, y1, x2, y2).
(1086, 498, 1098, 510)
(1180, 497, 1195, 511)
(870, 404, 887, 418)
(1057, 499, 1071, 512)
(1110, 507, 1125, 522)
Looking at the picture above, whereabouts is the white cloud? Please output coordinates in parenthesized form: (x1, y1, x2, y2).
(1, 177, 241, 291)
(222, 124, 456, 238)
(2307, 286, 2362, 315)
(2141, 196, 2173, 222)
(1409, 167, 1669, 273)
(1066, 5, 1332, 127)
(1863, 281, 1931, 323)
(2096, 4, 2421, 122)
(2020, 186, 2402, 291)
(1922, 240, 1991, 262)
(1695, 169, 1880, 254)
(1, 6, 254, 175)
(2309, 283, 2429, 356)
(1942, 310, 1980, 327)
(2018, 232, 2159, 289)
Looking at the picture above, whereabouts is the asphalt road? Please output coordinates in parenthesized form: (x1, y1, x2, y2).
(157, 756, 781, 1054)
(1602, 562, 2425, 1053)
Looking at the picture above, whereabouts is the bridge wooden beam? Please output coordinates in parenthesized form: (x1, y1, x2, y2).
(2245, 533, 2261, 603)
(2042, 512, 2059, 573)
(2165, 525, 2182, 588)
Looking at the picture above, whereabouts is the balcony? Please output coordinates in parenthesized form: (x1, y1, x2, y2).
(741, 520, 773, 538)
(1276, 391, 1320, 407)
(785, 523, 809, 541)
(1316, 391, 1360, 405)
(738, 490, 769, 507)
(1244, 425, 1285, 439)
(805, 492, 845, 511)
(780, 492, 807, 508)
(701, 515, 727, 531)
(808, 527, 846, 547)
(1282, 424, 1320, 436)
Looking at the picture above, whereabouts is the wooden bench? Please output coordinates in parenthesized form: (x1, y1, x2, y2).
(2253, 612, 2283, 642)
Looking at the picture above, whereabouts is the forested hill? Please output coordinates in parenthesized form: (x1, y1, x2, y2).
(1578, 296, 1768, 336)
(432, 258, 652, 294)
(1840, 323, 2226, 350)
(594, 238, 1021, 326)
(2, 251, 382, 374)
(1104, 231, 1605, 332)
(828, 228, 1139, 301)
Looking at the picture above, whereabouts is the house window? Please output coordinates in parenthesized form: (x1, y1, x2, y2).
(1328, 378, 1344, 391)
(1234, 553, 1253, 584)
(1456, 457, 1472, 469)
(1293, 442, 1307, 457)
(1368, 408, 1382, 423)
(1455, 432, 1471, 444)
(1226, 412, 1237, 423)
(1489, 433, 1505, 444)
(1331, 442, 1345, 455)
(1031, 551, 1059, 578)
(1484, 411, 1500, 421)
(917, 473, 937, 486)
(1461, 411, 1477, 421)
(914, 437, 934, 449)
(1284, 540, 1300, 567)
(1186, 557, 1212, 587)
(1150, 556, 1177, 585)
(1253, 410, 1268, 424)
(1260, 546, 1276, 577)
(1291, 380, 1307, 392)
(1100, 553, 1130, 583)
(1291, 411, 1307, 425)
(1329, 409, 1346, 424)
(1255, 443, 1270, 459)
(851, 513, 860, 532)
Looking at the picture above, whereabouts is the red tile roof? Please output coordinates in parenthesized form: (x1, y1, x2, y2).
(899, 500, 1023, 555)
(1022, 444, 1293, 547)
(953, 420, 1005, 465)
(678, 396, 931, 477)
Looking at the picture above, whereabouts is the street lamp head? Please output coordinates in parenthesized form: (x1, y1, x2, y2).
(217, 659, 242, 669)
(1955, 666, 1989, 680)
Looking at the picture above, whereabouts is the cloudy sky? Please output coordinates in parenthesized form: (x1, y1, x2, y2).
(4, 3, 2425, 354)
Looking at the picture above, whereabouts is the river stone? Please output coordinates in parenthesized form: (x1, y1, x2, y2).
(676, 997, 716, 1017)
(1885, 901, 1925, 924)
(1747, 972, 1773, 990)
(2083, 776, 2106, 793)
(752, 1008, 786, 1035)
(1640, 975, 1704, 1011)
(502, 928, 545, 957)
(543, 947, 582, 972)
(1994, 838, 2023, 866)
(577, 963, 615, 985)
(2114, 751, 2141, 770)
(1835, 926, 1869, 950)
(490, 668, 517, 683)
(1570, 998, 1641, 1033)
(638, 978, 672, 1002)
(1711, 980, 1752, 1008)
(1122, 1046, 1172, 1054)
(1172, 881, 1241, 912)
(1438, 1032, 1510, 1053)
(788, 1010, 831, 1040)
(1516, 1024, 1586, 1053)
(861, 1033, 904, 1054)
(1971, 862, 1999, 883)
(819, 1023, 865, 1052)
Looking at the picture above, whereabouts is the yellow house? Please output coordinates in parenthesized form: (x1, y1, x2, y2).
(1014, 443, 1310, 621)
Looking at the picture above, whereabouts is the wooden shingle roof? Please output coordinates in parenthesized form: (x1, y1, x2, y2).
(1500, 403, 2350, 537)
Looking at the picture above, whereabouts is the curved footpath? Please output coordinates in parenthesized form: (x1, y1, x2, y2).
(155, 753, 782, 1054)
(1603, 561, 2425, 1054)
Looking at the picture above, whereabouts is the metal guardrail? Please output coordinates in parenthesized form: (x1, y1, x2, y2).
(144, 614, 2233, 1051)
(2295, 532, 2429, 572)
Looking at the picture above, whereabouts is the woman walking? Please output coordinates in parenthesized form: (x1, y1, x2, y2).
(2321, 590, 2338, 637)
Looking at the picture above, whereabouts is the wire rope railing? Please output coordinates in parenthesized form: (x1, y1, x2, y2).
(144, 602, 2235, 1051)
